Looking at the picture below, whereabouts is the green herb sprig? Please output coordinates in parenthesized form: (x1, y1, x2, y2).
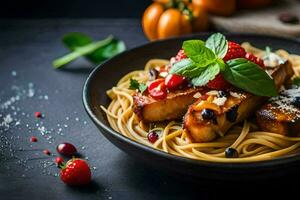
(170, 33, 277, 97)
(53, 33, 126, 69)
(129, 79, 147, 94)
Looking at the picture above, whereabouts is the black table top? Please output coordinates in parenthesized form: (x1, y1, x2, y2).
(1, 19, 300, 200)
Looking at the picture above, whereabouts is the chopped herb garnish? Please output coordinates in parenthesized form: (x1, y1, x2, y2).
(129, 79, 147, 94)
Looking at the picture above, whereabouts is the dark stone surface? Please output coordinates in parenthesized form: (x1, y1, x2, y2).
(0, 0, 152, 18)
(0, 19, 300, 200)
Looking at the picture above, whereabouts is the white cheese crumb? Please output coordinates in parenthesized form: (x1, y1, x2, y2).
(206, 90, 219, 96)
(170, 57, 176, 66)
(213, 97, 227, 106)
(230, 92, 242, 99)
(159, 72, 168, 78)
(263, 53, 286, 68)
(193, 92, 202, 99)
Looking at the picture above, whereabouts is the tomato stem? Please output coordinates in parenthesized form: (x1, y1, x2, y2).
(164, 0, 194, 20)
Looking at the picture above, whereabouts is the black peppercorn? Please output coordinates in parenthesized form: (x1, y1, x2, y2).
(201, 109, 215, 120)
(225, 147, 239, 158)
(292, 96, 300, 108)
(218, 90, 227, 98)
(226, 105, 238, 123)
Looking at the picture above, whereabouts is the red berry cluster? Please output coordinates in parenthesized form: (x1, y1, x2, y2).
(223, 41, 246, 61)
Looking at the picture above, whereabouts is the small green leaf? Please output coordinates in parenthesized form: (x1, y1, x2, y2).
(129, 79, 147, 94)
(52, 35, 114, 68)
(293, 77, 300, 86)
(170, 59, 195, 74)
(139, 83, 148, 94)
(205, 33, 228, 59)
(63, 32, 92, 50)
(183, 40, 216, 67)
(86, 39, 126, 63)
(170, 59, 206, 78)
(191, 62, 220, 86)
(223, 58, 277, 97)
(129, 79, 140, 90)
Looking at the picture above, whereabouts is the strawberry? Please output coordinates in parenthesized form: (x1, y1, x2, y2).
(207, 74, 232, 90)
(175, 49, 187, 61)
(223, 41, 246, 61)
(245, 52, 265, 68)
(60, 158, 91, 186)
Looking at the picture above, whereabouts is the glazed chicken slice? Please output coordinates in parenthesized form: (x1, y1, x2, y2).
(256, 86, 300, 136)
(184, 61, 294, 142)
(133, 87, 205, 122)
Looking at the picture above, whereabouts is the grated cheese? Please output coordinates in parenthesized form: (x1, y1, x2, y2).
(213, 97, 227, 106)
(193, 92, 202, 99)
(230, 92, 242, 99)
(206, 90, 219, 96)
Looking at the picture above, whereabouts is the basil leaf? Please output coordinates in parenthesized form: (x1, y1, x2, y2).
(183, 40, 216, 67)
(170, 59, 207, 78)
(87, 39, 126, 63)
(205, 33, 228, 59)
(223, 58, 277, 97)
(63, 32, 92, 50)
(170, 59, 195, 74)
(129, 79, 147, 94)
(191, 62, 220, 86)
(53, 35, 114, 68)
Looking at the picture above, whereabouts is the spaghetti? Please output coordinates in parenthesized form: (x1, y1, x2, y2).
(101, 43, 300, 163)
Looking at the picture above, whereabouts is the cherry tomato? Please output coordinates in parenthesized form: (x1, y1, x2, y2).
(165, 74, 186, 90)
(148, 79, 167, 100)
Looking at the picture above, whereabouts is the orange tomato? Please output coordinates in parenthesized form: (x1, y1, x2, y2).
(142, 1, 209, 41)
(200, 0, 236, 16)
(142, 3, 165, 40)
(190, 2, 209, 32)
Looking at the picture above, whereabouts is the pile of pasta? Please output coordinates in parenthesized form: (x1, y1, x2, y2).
(101, 43, 300, 163)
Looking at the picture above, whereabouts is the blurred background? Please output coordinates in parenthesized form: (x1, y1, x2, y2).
(0, 0, 151, 18)
(1, 0, 299, 39)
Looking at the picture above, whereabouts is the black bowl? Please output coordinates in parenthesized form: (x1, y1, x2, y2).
(83, 33, 300, 180)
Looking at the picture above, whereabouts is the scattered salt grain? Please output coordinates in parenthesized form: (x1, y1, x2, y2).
(11, 71, 17, 76)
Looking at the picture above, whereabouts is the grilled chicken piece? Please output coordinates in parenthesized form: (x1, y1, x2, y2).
(184, 61, 294, 142)
(256, 86, 300, 136)
(133, 87, 206, 122)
